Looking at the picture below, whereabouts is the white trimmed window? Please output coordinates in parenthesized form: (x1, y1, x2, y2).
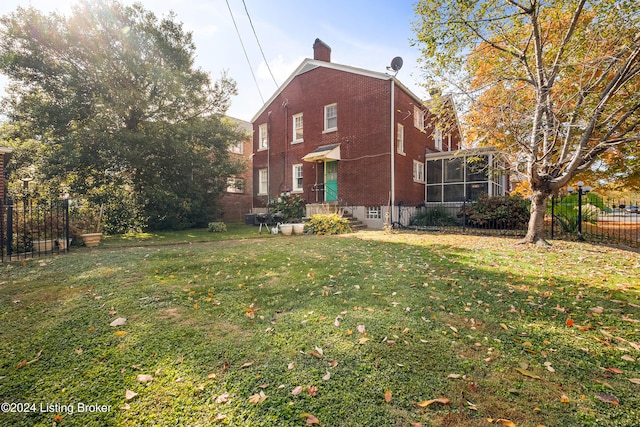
(413, 160, 425, 183)
(226, 177, 244, 193)
(366, 206, 382, 219)
(292, 164, 304, 192)
(324, 103, 337, 132)
(258, 123, 268, 150)
(397, 123, 405, 154)
(414, 106, 425, 131)
(258, 168, 268, 195)
(229, 140, 243, 154)
(292, 113, 303, 143)
(435, 128, 443, 151)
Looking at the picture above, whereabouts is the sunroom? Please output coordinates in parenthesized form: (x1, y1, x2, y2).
(424, 147, 509, 203)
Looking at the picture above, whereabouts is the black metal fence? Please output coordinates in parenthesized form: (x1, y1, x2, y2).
(403, 198, 639, 248)
(1, 198, 71, 262)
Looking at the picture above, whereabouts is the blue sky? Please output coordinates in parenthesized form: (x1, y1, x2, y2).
(0, 0, 426, 121)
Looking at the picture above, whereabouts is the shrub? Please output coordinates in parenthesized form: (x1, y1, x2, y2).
(410, 205, 459, 227)
(461, 194, 530, 229)
(207, 222, 227, 233)
(305, 214, 352, 235)
(268, 193, 305, 223)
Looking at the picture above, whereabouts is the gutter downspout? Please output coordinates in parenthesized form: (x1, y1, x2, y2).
(390, 80, 395, 225)
(267, 111, 271, 208)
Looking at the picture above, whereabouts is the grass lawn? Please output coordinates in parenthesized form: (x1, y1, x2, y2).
(1, 227, 639, 426)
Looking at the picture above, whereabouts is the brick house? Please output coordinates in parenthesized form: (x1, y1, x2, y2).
(250, 39, 462, 228)
(0, 146, 11, 202)
(218, 117, 253, 222)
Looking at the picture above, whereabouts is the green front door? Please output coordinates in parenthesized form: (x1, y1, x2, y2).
(325, 161, 338, 201)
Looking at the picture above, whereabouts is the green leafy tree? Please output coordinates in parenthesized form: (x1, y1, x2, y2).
(0, 0, 244, 230)
(413, 0, 640, 246)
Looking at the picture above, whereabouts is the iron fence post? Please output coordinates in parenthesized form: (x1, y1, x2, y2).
(6, 198, 13, 258)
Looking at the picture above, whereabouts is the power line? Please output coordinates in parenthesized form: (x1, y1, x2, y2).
(225, 0, 264, 103)
(241, 0, 279, 89)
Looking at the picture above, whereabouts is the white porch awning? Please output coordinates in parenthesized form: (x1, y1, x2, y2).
(302, 143, 341, 162)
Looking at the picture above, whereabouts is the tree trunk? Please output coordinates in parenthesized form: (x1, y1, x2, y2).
(520, 189, 552, 246)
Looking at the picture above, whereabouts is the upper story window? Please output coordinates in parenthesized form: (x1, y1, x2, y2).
(397, 123, 405, 154)
(435, 128, 443, 151)
(414, 106, 425, 131)
(258, 123, 268, 150)
(293, 113, 303, 143)
(229, 140, 243, 154)
(324, 103, 337, 132)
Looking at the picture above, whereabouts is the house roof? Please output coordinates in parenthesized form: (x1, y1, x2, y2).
(250, 58, 427, 123)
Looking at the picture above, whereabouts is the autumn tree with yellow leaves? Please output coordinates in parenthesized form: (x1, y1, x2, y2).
(413, 0, 640, 246)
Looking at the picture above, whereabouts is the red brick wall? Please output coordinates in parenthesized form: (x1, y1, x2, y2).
(219, 132, 253, 222)
(253, 66, 392, 207)
(252, 64, 463, 210)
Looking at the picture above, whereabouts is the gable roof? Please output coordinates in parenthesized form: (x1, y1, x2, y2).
(250, 58, 426, 123)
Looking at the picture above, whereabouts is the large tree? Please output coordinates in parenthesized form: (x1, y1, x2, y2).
(0, 0, 244, 230)
(413, 0, 640, 245)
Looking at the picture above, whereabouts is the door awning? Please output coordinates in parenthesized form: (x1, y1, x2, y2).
(302, 143, 341, 162)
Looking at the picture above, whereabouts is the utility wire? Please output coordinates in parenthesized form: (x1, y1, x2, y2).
(241, 0, 279, 89)
(225, 0, 264, 103)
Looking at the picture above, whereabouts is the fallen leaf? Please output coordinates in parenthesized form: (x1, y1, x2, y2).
(322, 371, 331, 381)
(515, 367, 541, 380)
(125, 390, 138, 400)
(216, 393, 229, 403)
(495, 420, 516, 427)
(314, 347, 324, 357)
(288, 362, 295, 370)
(417, 397, 451, 408)
(309, 350, 323, 359)
(629, 378, 640, 385)
(308, 385, 318, 396)
(302, 413, 320, 425)
(114, 331, 127, 337)
(622, 355, 635, 362)
(292, 386, 303, 396)
(358, 337, 370, 344)
(595, 392, 620, 405)
(74, 348, 83, 355)
(136, 374, 153, 383)
(240, 362, 254, 369)
(384, 389, 392, 403)
(15, 360, 27, 370)
(560, 393, 570, 403)
(207, 373, 217, 380)
(410, 423, 423, 427)
(110, 317, 127, 327)
(447, 374, 462, 379)
(357, 324, 366, 334)
(248, 391, 268, 404)
(213, 413, 226, 422)
(500, 323, 509, 331)
(566, 318, 574, 327)
(53, 414, 63, 422)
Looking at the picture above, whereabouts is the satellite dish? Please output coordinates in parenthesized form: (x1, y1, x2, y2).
(387, 57, 403, 75)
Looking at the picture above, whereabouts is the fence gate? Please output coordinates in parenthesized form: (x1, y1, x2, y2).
(1, 198, 71, 263)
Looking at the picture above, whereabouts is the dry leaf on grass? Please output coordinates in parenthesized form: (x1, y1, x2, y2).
(292, 386, 303, 396)
(515, 367, 541, 379)
(629, 378, 640, 385)
(595, 392, 620, 405)
(384, 389, 392, 403)
(248, 391, 268, 404)
(136, 374, 153, 383)
(125, 390, 138, 400)
(301, 413, 320, 425)
(110, 317, 127, 327)
(417, 397, 451, 408)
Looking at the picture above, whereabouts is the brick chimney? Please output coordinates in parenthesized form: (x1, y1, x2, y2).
(313, 38, 331, 62)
